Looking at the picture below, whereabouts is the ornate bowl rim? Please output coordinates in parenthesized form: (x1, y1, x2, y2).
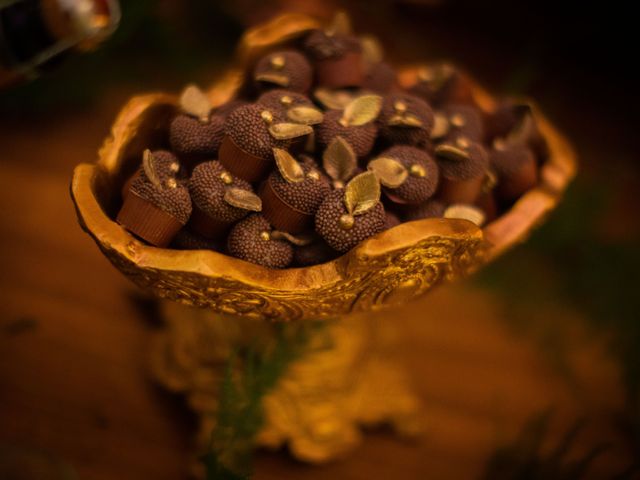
(70, 13, 576, 319)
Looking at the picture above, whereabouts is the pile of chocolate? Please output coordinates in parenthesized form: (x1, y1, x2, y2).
(116, 13, 547, 269)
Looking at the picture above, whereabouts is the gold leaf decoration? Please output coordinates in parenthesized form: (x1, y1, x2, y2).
(430, 113, 450, 139)
(444, 204, 485, 226)
(142, 149, 162, 188)
(269, 123, 313, 140)
(323, 136, 356, 183)
(314, 88, 354, 110)
(273, 148, 304, 183)
(179, 84, 212, 122)
(271, 231, 313, 246)
(341, 95, 382, 127)
(223, 188, 262, 212)
(327, 10, 351, 36)
(368, 157, 408, 188)
(287, 106, 324, 125)
(435, 144, 471, 162)
(255, 73, 290, 87)
(388, 114, 423, 128)
(344, 171, 380, 216)
(360, 35, 383, 64)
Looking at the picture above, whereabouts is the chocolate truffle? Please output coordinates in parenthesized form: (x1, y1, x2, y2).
(117, 149, 192, 247)
(227, 214, 294, 268)
(304, 13, 364, 88)
(253, 50, 313, 93)
(261, 149, 330, 234)
(364, 62, 397, 94)
(169, 85, 224, 159)
(219, 104, 312, 183)
(490, 142, 538, 201)
(441, 104, 484, 143)
(486, 102, 549, 162)
(316, 94, 382, 158)
(188, 161, 261, 238)
(315, 172, 386, 252)
(369, 146, 439, 204)
(378, 93, 435, 146)
(293, 239, 339, 266)
(435, 136, 489, 204)
(409, 63, 474, 107)
(401, 199, 446, 222)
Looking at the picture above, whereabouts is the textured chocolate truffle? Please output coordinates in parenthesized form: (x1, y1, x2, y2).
(129, 153, 192, 224)
(214, 99, 249, 118)
(220, 104, 311, 182)
(117, 150, 192, 247)
(189, 161, 256, 223)
(490, 142, 538, 200)
(223, 104, 289, 159)
(370, 146, 439, 204)
(378, 93, 434, 146)
(316, 95, 382, 158)
(268, 154, 331, 215)
(315, 172, 386, 253)
(227, 214, 293, 268)
(401, 199, 446, 222)
(436, 137, 488, 182)
(293, 239, 339, 267)
(253, 50, 313, 93)
(409, 63, 474, 107)
(441, 104, 484, 143)
(169, 114, 224, 158)
(304, 29, 364, 88)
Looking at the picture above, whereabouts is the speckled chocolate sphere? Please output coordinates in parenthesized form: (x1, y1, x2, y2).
(227, 214, 293, 268)
(257, 89, 313, 116)
(441, 104, 484, 143)
(485, 102, 549, 162)
(268, 157, 331, 215)
(375, 146, 439, 205)
(378, 93, 434, 146)
(169, 113, 225, 158)
(224, 104, 290, 159)
(189, 161, 254, 223)
(363, 62, 397, 94)
(130, 154, 191, 223)
(171, 228, 220, 250)
(293, 239, 339, 266)
(304, 30, 361, 60)
(490, 142, 538, 200)
(409, 64, 474, 107)
(315, 189, 386, 252)
(437, 139, 489, 182)
(316, 109, 378, 158)
(253, 50, 313, 93)
(401, 199, 446, 222)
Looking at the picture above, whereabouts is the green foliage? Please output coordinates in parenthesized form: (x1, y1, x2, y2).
(201, 322, 322, 479)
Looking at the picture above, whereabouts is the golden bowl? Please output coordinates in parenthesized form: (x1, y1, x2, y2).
(70, 13, 576, 322)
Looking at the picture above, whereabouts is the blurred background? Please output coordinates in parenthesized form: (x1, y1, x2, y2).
(1, 1, 639, 479)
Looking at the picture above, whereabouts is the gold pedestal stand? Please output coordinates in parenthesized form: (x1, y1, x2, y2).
(70, 12, 576, 467)
(151, 302, 421, 463)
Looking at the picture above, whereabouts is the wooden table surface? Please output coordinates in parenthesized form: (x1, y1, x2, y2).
(0, 93, 635, 479)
